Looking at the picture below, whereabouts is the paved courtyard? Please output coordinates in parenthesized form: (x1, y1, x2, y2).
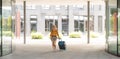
(0, 36, 120, 59)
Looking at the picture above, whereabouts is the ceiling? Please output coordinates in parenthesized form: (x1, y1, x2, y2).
(2, 0, 11, 6)
(15, 0, 117, 6)
(15, 0, 104, 5)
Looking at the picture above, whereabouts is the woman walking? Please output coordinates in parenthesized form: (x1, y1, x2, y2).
(50, 24, 60, 50)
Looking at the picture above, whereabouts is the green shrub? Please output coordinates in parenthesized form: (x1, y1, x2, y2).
(90, 31, 98, 38)
(2, 31, 14, 37)
(69, 32, 82, 38)
(57, 33, 63, 38)
(31, 32, 43, 39)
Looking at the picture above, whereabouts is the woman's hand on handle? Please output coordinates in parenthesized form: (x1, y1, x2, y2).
(58, 36, 61, 39)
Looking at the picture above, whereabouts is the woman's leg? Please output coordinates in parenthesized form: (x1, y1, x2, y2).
(51, 37, 57, 50)
(52, 40, 57, 50)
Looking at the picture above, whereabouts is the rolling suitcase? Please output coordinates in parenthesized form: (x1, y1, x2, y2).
(58, 39, 66, 50)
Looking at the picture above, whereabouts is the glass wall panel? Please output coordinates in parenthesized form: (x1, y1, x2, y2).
(0, 2, 2, 56)
(118, 7, 120, 56)
(108, 0, 117, 55)
(2, 0, 12, 56)
(118, 0, 120, 56)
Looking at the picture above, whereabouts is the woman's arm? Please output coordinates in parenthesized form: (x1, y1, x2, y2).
(56, 30, 60, 39)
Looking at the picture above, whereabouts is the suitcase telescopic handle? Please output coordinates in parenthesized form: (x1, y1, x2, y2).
(58, 38, 62, 41)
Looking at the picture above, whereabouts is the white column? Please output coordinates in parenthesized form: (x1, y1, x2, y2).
(58, 15, 62, 33)
(39, 14, 45, 34)
(37, 14, 41, 33)
(69, 6, 74, 33)
(94, 16, 98, 32)
(102, 16, 105, 33)
(26, 15, 31, 37)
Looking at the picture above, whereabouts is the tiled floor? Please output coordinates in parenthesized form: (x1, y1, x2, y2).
(0, 37, 120, 59)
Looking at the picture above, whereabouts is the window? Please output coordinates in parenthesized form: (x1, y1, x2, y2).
(20, 16, 24, 32)
(30, 15, 37, 32)
(74, 16, 84, 20)
(62, 16, 69, 35)
(74, 16, 79, 20)
(30, 15, 37, 21)
(74, 20, 79, 31)
(74, 16, 84, 32)
(45, 16, 49, 19)
(79, 16, 84, 20)
(85, 16, 94, 31)
(54, 16, 58, 19)
(45, 16, 58, 31)
(74, 20, 84, 32)
(62, 16, 67, 19)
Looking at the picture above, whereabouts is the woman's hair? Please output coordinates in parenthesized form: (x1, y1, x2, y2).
(52, 24, 56, 27)
(52, 25, 57, 29)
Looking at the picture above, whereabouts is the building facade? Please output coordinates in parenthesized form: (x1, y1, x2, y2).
(16, 3, 105, 36)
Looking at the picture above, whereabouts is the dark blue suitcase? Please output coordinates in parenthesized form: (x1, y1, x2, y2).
(58, 40, 66, 50)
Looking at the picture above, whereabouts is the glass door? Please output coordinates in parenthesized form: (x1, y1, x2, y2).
(62, 17, 68, 36)
(74, 20, 84, 32)
(2, 0, 12, 56)
(118, 0, 120, 56)
(49, 21, 53, 31)
(118, 8, 120, 56)
(30, 16, 37, 32)
(45, 19, 58, 32)
(107, 0, 117, 55)
(79, 20, 84, 32)
(0, 4, 2, 56)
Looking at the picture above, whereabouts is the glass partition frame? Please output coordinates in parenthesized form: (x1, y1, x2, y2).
(106, 0, 120, 56)
(0, 0, 13, 56)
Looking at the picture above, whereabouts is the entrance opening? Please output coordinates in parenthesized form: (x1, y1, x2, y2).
(13, 0, 106, 45)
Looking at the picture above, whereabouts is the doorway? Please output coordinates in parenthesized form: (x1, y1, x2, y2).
(74, 20, 84, 32)
(62, 18, 69, 35)
(14, 0, 106, 45)
(45, 19, 58, 32)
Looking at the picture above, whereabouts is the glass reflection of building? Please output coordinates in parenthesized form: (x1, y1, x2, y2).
(0, 0, 15, 56)
(106, 0, 120, 56)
